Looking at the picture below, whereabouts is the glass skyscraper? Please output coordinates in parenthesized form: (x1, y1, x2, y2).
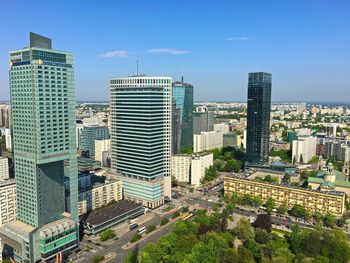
(172, 81, 193, 153)
(109, 76, 172, 208)
(246, 72, 272, 164)
(0, 33, 78, 262)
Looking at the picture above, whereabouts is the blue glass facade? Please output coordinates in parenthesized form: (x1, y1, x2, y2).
(172, 81, 193, 153)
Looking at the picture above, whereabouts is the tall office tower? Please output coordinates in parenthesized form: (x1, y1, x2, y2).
(193, 111, 214, 134)
(246, 72, 272, 164)
(172, 80, 194, 153)
(110, 76, 172, 208)
(0, 33, 78, 262)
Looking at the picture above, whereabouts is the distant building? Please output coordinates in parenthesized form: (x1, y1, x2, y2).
(223, 132, 241, 148)
(246, 72, 272, 164)
(110, 76, 172, 208)
(193, 131, 223, 153)
(0, 157, 9, 180)
(77, 157, 101, 172)
(95, 139, 111, 164)
(214, 123, 230, 134)
(172, 80, 194, 153)
(269, 141, 290, 151)
(0, 179, 16, 227)
(79, 125, 109, 158)
(0, 105, 11, 128)
(4, 128, 12, 150)
(292, 136, 317, 163)
(191, 153, 213, 186)
(193, 111, 214, 134)
(224, 175, 345, 217)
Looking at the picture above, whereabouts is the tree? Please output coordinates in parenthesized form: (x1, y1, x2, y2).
(182, 206, 189, 213)
(252, 214, 272, 232)
(91, 255, 105, 263)
(225, 159, 241, 172)
(237, 245, 255, 263)
(323, 213, 336, 228)
(172, 211, 180, 219)
(130, 233, 142, 243)
(99, 228, 116, 241)
(287, 225, 303, 254)
(308, 156, 319, 164)
(264, 198, 276, 214)
(203, 165, 218, 182)
(289, 204, 306, 218)
(234, 218, 253, 241)
(160, 217, 169, 226)
(254, 228, 271, 244)
(277, 203, 288, 214)
(146, 224, 156, 234)
(124, 251, 138, 263)
(300, 153, 304, 164)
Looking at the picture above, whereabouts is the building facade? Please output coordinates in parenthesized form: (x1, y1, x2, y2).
(191, 152, 213, 186)
(94, 139, 111, 164)
(110, 76, 172, 208)
(4, 128, 12, 151)
(79, 125, 109, 158)
(0, 105, 11, 128)
(224, 176, 345, 216)
(292, 136, 317, 163)
(0, 33, 78, 262)
(193, 111, 214, 134)
(193, 131, 223, 153)
(0, 179, 16, 227)
(0, 157, 9, 180)
(246, 72, 272, 164)
(172, 81, 194, 153)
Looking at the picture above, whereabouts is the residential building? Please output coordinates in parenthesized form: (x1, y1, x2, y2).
(171, 152, 213, 186)
(172, 80, 194, 153)
(78, 179, 122, 215)
(0, 179, 16, 227)
(214, 123, 230, 134)
(4, 128, 12, 150)
(0, 106, 11, 128)
(224, 176, 345, 216)
(171, 155, 192, 183)
(292, 136, 317, 163)
(223, 132, 241, 148)
(193, 131, 223, 153)
(79, 125, 109, 158)
(0, 33, 78, 262)
(246, 72, 272, 164)
(95, 139, 111, 164)
(110, 76, 172, 208)
(0, 157, 9, 180)
(191, 152, 213, 186)
(193, 111, 214, 134)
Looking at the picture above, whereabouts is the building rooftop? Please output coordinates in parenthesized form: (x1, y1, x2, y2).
(83, 200, 143, 226)
(308, 169, 350, 188)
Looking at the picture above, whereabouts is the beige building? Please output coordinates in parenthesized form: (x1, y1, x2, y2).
(78, 179, 122, 216)
(171, 152, 213, 187)
(95, 139, 111, 164)
(0, 179, 16, 227)
(224, 176, 345, 216)
(194, 131, 223, 153)
(0, 157, 9, 181)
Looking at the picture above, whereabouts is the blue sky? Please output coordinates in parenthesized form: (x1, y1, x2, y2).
(0, 0, 349, 102)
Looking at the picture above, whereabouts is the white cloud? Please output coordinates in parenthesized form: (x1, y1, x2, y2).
(227, 36, 250, 41)
(100, 50, 130, 58)
(148, 48, 192, 55)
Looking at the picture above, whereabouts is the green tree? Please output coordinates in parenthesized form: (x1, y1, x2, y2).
(288, 225, 303, 254)
(146, 224, 156, 234)
(277, 203, 288, 214)
(265, 198, 276, 214)
(99, 228, 116, 241)
(160, 217, 169, 226)
(234, 218, 253, 241)
(172, 211, 180, 219)
(255, 228, 271, 244)
(91, 255, 105, 263)
(323, 213, 336, 228)
(300, 153, 304, 164)
(289, 204, 306, 218)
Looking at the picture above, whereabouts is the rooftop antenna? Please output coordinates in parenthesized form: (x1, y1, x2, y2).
(181, 67, 185, 82)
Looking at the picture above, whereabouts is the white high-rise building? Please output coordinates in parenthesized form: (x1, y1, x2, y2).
(110, 76, 172, 208)
(191, 152, 213, 186)
(0, 157, 9, 181)
(292, 136, 317, 163)
(95, 139, 111, 163)
(4, 128, 12, 150)
(193, 131, 223, 153)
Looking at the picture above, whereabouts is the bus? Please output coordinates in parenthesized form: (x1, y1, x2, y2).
(138, 227, 146, 235)
(129, 223, 138, 230)
(180, 212, 189, 220)
(182, 213, 194, 221)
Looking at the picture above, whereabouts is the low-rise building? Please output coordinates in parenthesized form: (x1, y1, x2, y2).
(224, 175, 345, 216)
(0, 179, 16, 227)
(0, 157, 9, 180)
(193, 131, 223, 153)
(223, 132, 242, 148)
(171, 155, 191, 183)
(95, 139, 111, 164)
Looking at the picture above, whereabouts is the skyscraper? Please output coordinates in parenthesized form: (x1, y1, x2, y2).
(110, 76, 172, 208)
(193, 111, 214, 134)
(246, 72, 272, 164)
(172, 80, 193, 153)
(0, 33, 78, 262)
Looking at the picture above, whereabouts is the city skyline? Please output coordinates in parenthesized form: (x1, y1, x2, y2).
(0, 0, 349, 102)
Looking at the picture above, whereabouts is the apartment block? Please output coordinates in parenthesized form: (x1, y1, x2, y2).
(0, 179, 16, 227)
(193, 131, 223, 153)
(224, 176, 345, 216)
(0, 157, 9, 180)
